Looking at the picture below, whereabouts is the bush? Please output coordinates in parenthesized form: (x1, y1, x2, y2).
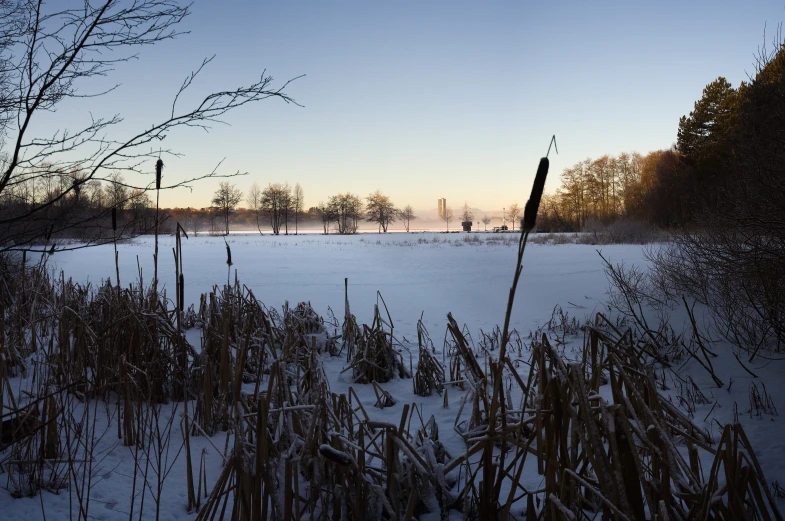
(577, 218, 665, 245)
(649, 228, 785, 358)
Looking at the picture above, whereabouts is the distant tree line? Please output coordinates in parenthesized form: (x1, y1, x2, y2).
(0, 170, 160, 242)
(312, 190, 417, 234)
(532, 152, 651, 232)
(0, 173, 421, 240)
(162, 184, 419, 236)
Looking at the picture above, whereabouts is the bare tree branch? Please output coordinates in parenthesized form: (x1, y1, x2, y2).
(0, 0, 301, 251)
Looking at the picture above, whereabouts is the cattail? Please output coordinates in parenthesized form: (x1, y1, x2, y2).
(48, 244, 55, 255)
(112, 207, 117, 231)
(179, 274, 185, 312)
(22, 250, 26, 265)
(155, 158, 164, 190)
(522, 157, 549, 232)
(224, 240, 232, 266)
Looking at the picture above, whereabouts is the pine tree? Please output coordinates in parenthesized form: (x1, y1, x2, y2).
(676, 77, 737, 166)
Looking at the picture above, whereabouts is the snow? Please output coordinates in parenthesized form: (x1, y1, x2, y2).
(2, 232, 783, 519)
(45, 233, 644, 342)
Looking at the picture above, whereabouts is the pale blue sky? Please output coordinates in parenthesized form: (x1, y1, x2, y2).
(46, 1, 785, 212)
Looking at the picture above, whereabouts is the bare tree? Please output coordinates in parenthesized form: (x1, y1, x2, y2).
(281, 182, 293, 235)
(399, 205, 416, 232)
(460, 202, 474, 223)
(105, 172, 129, 211)
(183, 209, 203, 237)
(211, 182, 243, 235)
(507, 203, 521, 231)
(328, 193, 363, 234)
(442, 206, 454, 232)
(293, 183, 304, 235)
(261, 183, 290, 235)
(128, 189, 154, 234)
(207, 209, 221, 236)
(365, 190, 397, 233)
(247, 182, 264, 234)
(315, 201, 334, 234)
(481, 215, 491, 231)
(85, 179, 106, 210)
(0, 1, 300, 252)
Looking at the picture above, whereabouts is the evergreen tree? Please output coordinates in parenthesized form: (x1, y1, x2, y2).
(676, 77, 737, 166)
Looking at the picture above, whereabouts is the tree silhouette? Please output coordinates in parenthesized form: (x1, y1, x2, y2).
(442, 206, 454, 232)
(293, 183, 304, 235)
(211, 182, 243, 235)
(461, 202, 474, 223)
(506, 203, 521, 231)
(247, 183, 264, 234)
(365, 190, 397, 233)
(399, 205, 416, 232)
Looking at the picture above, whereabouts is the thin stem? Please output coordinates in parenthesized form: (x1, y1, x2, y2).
(153, 188, 160, 296)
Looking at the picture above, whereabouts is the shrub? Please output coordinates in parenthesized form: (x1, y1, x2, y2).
(578, 218, 665, 245)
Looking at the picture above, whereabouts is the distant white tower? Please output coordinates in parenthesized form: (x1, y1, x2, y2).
(438, 198, 446, 219)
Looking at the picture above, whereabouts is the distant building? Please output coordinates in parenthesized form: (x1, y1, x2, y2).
(438, 198, 446, 219)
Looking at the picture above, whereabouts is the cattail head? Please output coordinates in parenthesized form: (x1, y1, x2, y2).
(48, 244, 55, 256)
(224, 240, 232, 267)
(22, 250, 26, 265)
(179, 274, 184, 312)
(155, 159, 164, 190)
(523, 157, 549, 232)
(112, 207, 117, 231)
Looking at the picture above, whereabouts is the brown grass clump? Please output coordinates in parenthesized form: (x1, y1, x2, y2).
(413, 319, 444, 397)
(441, 313, 782, 520)
(344, 292, 409, 384)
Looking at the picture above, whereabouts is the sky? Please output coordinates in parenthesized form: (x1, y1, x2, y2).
(36, 1, 785, 213)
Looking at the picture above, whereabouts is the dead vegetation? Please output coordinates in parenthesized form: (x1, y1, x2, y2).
(0, 235, 782, 519)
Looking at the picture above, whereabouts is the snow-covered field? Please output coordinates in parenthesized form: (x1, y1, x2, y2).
(46, 233, 643, 343)
(3, 232, 783, 519)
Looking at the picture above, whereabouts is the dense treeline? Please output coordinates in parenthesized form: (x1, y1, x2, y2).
(641, 42, 785, 356)
(537, 152, 645, 231)
(661, 42, 785, 355)
(539, 42, 785, 236)
(537, 39, 785, 357)
(535, 149, 680, 232)
(0, 171, 160, 244)
(671, 54, 785, 228)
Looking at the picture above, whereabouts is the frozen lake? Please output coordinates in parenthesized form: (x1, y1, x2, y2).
(45, 232, 649, 344)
